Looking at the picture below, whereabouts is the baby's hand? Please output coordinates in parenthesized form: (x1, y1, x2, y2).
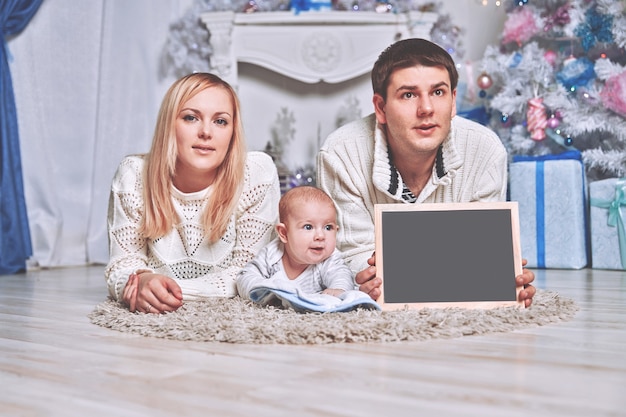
(321, 288, 345, 297)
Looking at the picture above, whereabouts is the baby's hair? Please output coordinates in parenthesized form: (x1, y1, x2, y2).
(279, 186, 335, 223)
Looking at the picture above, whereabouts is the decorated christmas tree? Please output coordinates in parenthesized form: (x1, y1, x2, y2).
(477, 0, 626, 181)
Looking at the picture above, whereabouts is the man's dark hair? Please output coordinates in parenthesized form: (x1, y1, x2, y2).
(371, 38, 459, 100)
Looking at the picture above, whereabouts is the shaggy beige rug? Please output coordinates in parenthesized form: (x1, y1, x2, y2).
(88, 289, 578, 345)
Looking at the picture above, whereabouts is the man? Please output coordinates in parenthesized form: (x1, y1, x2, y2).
(317, 38, 536, 307)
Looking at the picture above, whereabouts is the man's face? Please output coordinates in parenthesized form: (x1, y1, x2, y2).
(373, 65, 457, 160)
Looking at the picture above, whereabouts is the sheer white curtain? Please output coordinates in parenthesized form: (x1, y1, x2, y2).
(9, 0, 192, 267)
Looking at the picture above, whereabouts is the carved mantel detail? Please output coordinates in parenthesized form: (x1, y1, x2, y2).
(200, 11, 438, 86)
(301, 31, 341, 74)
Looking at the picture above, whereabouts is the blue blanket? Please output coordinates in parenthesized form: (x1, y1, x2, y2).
(249, 286, 381, 313)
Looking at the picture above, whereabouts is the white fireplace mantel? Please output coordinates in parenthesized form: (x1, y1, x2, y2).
(200, 11, 438, 85)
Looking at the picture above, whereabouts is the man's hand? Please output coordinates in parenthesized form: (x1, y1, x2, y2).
(355, 253, 382, 301)
(517, 259, 536, 307)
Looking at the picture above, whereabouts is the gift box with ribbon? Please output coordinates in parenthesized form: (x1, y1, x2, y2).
(509, 150, 589, 269)
(590, 178, 626, 270)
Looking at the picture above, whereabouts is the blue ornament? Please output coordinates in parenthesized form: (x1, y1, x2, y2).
(287, 167, 316, 189)
(500, 113, 511, 127)
(508, 52, 523, 68)
(479, 90, 487, 98)
(557, 57, 596, 91)
(564, 136, 573, 146)
(574, 6, 614, 52)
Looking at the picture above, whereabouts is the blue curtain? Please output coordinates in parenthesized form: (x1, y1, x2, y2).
(1, 0, 43, 274)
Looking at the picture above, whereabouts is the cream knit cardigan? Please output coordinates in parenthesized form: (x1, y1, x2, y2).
(317, 113, 507, 274)
(105, 151, 280, 301)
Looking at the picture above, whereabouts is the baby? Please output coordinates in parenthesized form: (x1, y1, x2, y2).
(236, 185, 355, 299)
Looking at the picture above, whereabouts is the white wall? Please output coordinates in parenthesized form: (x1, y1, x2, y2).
(441, 0, 506, 63)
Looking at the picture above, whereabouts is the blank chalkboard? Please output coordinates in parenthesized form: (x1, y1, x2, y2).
(374, 202, 523, 310)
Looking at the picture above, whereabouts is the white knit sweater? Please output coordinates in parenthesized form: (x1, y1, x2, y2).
(317, 113, 507, 274)
(105, 151, 280, 301)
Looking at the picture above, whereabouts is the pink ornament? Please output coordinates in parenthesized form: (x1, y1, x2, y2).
(502, 7, 540, 45)
(547, 115, 560, 129)
(243, 0, 258, 12)
(600, 70, 626, 118)
(526, 97, 548, 141)
(477, 73, 493, 90)
(544, 50, 557, 66)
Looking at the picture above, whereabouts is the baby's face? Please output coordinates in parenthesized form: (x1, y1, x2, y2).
(282, 200, 337, 266)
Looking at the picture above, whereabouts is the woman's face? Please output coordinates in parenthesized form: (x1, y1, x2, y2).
(173, 86, 234, 193)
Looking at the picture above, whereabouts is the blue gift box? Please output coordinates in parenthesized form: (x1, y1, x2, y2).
(590, 178, 626, 270)
(510, 150, 589, 269)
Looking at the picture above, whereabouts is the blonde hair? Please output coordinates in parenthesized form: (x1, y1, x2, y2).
(140, 73, 247, 242)
(278, 186, 336, 223)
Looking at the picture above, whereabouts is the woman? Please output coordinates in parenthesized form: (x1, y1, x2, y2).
(105, 73, 280, 313)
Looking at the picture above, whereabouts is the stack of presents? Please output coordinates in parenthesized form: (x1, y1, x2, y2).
(510, 150, 625, 270)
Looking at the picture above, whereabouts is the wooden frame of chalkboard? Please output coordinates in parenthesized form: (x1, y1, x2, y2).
(374, 202, 524, 310)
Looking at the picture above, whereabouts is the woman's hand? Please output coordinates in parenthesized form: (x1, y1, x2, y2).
(122, 273, 140, 311)
(517, 259, 536, 308)
(355, 253, 382, 301)
(122, 272, 183, 313)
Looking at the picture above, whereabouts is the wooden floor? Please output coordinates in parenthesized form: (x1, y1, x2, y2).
(0, 265, 625, 417)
